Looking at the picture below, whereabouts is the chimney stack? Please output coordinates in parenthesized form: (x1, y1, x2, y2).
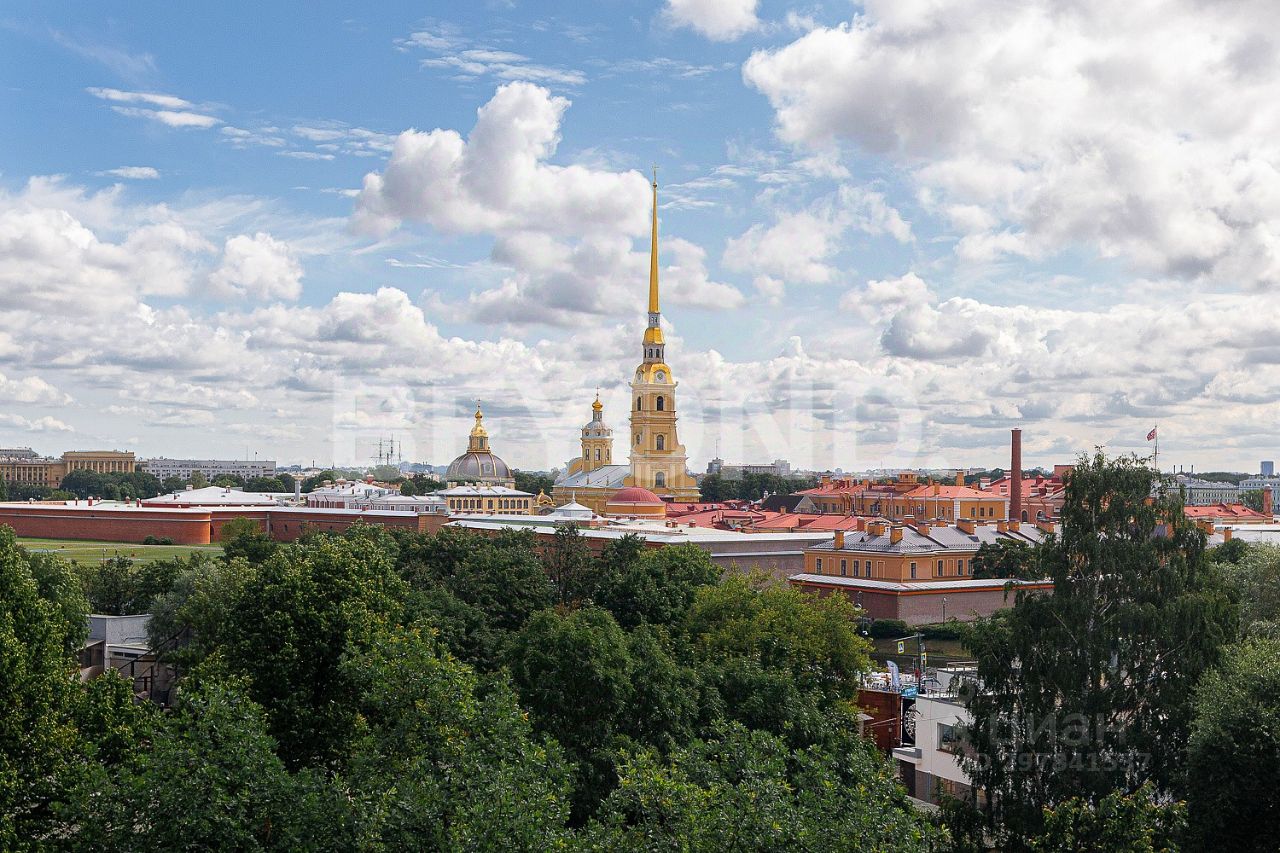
(1010, 428, 1023, 521)
(833, 531, 845, 549)
(1265, 486, 1274, 518)
(889, 525, 904, 544)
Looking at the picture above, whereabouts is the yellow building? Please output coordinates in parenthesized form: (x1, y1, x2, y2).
(803, 518, 1048, 583)
(797, 472, 1008, 522)
(0, 449, 136, 490)
(62, 450, 136, 474)
(552, 173, 700, 514)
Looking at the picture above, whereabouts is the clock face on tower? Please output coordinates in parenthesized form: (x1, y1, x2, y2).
(655, 370, 666, 382)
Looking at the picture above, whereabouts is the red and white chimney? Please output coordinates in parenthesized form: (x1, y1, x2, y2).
(1009, 428, 1023, 522)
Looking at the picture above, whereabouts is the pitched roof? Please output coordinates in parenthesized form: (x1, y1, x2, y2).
(902, 484, 1001, 499)
(1184, 503, 1270, 521)
(553, 464, 629, 489)
(816, 522, 1045, 554)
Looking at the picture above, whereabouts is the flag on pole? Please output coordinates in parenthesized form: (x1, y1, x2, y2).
(1147, 427, 1157, 442)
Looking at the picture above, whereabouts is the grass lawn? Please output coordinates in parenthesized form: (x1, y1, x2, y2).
(17, 537, 223, 565)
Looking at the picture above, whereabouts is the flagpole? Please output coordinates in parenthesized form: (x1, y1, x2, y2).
(1154, 424, 1159, 474)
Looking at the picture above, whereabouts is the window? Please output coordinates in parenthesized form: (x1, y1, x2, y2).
(636, 434, 641, 447)
(865, 560, 872, 577)
(816, 557, 823, 573)
(656, 434, 665, 451)
(840, 559, 847, 576)
(958, 559, 965, 575)
(938, 723, 961, 754)
(656, 395, 665, 411)
(595, 449, 601, 460)
(937, 560, 944, 577)
(654, 471, 666, 488)
(909, 561, 917, 579)
(636, 397, 643, 410)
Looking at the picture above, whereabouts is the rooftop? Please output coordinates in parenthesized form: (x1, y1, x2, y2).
(815, 522, 1046, 554)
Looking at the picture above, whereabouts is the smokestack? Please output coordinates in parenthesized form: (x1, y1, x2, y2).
(1265, 486, 1274, 518)
(1010, 428, 1023, 522)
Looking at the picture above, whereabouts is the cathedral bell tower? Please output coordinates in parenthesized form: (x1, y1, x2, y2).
(580, 393, 613, 473)
(625, 171, 699, 500)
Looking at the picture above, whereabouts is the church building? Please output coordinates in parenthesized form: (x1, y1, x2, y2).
(552, 174, 700, 515)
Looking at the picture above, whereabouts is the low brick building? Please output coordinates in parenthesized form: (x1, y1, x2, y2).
(789, 573, 1053, 625)
(0, 502, 447, 545)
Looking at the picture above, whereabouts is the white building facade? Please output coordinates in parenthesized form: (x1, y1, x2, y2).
(140, 458, 277, 481)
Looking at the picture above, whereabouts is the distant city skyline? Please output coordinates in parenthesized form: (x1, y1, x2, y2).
(3, 1, 1279, 471)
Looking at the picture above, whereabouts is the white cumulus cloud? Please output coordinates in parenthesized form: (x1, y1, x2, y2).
(664, 0, 760, 41)
(744, 0, 1280, 289)
(352, 82, 649, 238)
(209, 232, 304, 301)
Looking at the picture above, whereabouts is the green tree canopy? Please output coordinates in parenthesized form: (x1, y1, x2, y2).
(299, 470, 335, 492)
(970, 539, 1039, 580)
(0, 527, 87, 848)
(1185, 635, 1280, 852)
(594, 543, 720, 628)
(513, 470, 554, 496)
(1030, 783, 1185, 853)
(343, 624, 572, 849)
(958, 452, 1238, 847)
(64, 676, 343, 851)
(216, 527, 407, 767)
(243, 476, 287, 493)
(584, 724, 940, 852)
(1218, 542, 1280, 637)
(218, 516, 278, 564)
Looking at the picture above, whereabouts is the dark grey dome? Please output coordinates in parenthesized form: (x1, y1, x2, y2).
(446, 450, 512, 482)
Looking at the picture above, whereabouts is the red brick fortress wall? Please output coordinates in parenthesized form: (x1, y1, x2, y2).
(0, 505, 213, 544)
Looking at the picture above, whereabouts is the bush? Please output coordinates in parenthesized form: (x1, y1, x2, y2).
(868, 618, 910, 639)
(142, 536, 174, 546)
(917, 622, 965, 641)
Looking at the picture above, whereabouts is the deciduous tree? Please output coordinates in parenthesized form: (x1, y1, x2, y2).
(959, 452, 1238, 847)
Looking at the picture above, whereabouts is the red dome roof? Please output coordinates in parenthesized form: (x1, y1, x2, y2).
(607, 486, 664, 505)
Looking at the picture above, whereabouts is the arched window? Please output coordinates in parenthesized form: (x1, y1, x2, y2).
(595, 449, 601, 460)
(656, 434, 665, 451)
(636, 397, 642, 410)
(654, 471, 666, 488)
(1021, 510, 1029, 522)
(656, 395, 665, 411)
(635, 434, 641, 446)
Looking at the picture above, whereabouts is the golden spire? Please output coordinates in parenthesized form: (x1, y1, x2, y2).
(468, 401, 488, 451)
(592, 391, 603, 412)
(648, 166, 660, 315)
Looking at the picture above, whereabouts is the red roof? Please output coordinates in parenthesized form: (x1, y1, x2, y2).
(983, 475, 1066, 497)
(796, 514, 867, 530)
(607, 486, 664, 505)
(1184, 503, 1270, 521)
(903, 484, 998, 499)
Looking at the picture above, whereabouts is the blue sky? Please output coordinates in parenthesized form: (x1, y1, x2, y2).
(1, 1, 1277, 473)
